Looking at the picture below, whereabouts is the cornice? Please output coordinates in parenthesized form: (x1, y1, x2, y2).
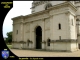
(75, 1, 80, 4)
(13, 22, 21, 25)
(11, 15, 24, 20)
(50, 39, 77, 43)
(76, 6, 80, 8)
(48, 2, 77, 12)
(25, 2, 77, 19)
(24, 9, 49, 19)
(12, 2, 77, 21)
(24, 16, 50, 23)
(76, 15, 80, 16)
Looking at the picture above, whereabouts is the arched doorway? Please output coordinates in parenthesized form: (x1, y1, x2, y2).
(35, 26, 42, 49)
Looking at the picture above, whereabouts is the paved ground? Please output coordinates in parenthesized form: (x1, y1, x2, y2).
(10, 49, 80, 57)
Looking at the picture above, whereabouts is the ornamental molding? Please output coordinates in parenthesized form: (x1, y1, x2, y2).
(12, 2, 77, 21)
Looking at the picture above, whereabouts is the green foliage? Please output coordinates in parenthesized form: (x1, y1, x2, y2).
(5, 31, 12, 44)
(7, 45, 12, 48)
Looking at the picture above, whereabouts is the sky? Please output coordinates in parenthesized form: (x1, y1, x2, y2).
(3, 1, 33, 37)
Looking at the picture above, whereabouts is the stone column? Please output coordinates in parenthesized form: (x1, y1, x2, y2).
(20, 19, 24, 49)
(42, 19, 45, 49)
(23, 22, 26, 48)
(20, 22, 24, 41)
(50, 15, 53, 40)
(32, 30, 36, 49)
(30, 21, 33, 48)
(31, 23, 35, 49)
(65, 11, 71, 39)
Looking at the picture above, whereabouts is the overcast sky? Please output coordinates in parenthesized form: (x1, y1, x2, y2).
(3, 1, 33, 37)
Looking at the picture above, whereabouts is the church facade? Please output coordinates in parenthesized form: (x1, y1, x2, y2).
(12, 1, 80, 52)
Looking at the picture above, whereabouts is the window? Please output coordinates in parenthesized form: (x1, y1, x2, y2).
(47, 39, 50, 46)
(76, 19, 79, 21)
(58, 23, 61, 29)
(59, 36, 61, 40)
(16, 30, 18, 34)
(76, 19, 80, 25)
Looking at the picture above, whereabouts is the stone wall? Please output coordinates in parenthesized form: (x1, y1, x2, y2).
(12, 2, 79, 51)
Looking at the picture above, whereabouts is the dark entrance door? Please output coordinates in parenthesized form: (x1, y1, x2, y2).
(79, 44, 80, 49)
(36, 26, 42, 49)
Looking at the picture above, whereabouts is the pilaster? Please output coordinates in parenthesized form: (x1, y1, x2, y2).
(65, 11, 71, 39)
(20, 21, 24, 41)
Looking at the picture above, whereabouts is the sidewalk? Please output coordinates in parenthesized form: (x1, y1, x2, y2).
(10, 49, 80, 57)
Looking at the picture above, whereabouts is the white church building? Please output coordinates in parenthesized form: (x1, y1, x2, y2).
(12, 1, 80, 52)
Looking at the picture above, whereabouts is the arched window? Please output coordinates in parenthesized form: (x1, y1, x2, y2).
(47, 39, 50, 46)
(76, 18, 80, 25)
(76, 18, 79, 21)
(58, 23, 61, 29)
(45, 3, 52, 10)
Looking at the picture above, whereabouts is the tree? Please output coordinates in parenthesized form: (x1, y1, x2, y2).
(5, 31, 12, 44)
